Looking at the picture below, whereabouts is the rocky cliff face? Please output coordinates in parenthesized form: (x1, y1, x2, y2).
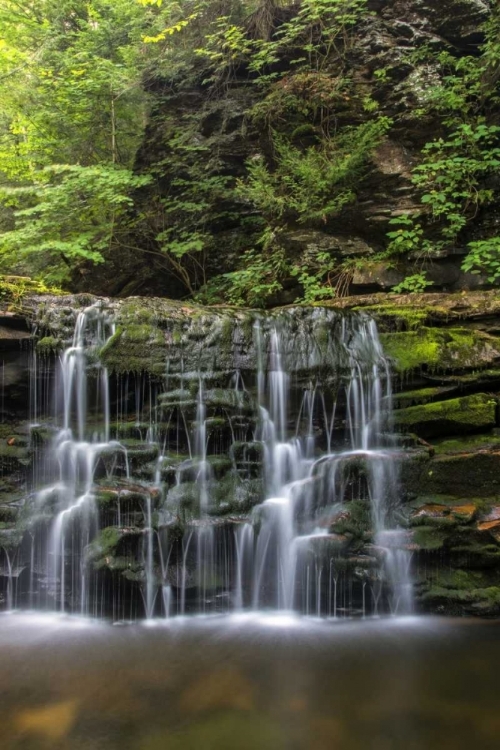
(2, 289, 500, 616)
(89, 0, 498, 301)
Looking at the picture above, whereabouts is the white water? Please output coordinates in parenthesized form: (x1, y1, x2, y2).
(7, 305, 412, 619)
(30, 303, 122, 613)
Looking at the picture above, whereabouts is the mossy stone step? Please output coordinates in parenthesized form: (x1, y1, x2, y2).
(381, 327, 500, 373)
(393, 393, 497, 438)
(393, 386, 456, 408)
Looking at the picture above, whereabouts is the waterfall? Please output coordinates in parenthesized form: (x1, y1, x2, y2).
(4, 304, 412, 619)
(30, 302, 119, 613)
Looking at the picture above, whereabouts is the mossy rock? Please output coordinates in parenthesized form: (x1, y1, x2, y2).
(119, 440, 160, 466)
(0, 503, 19, 523)
(298, 532, 354, 558)
(0, 523, 25, 549)
(393, 386, 456, 408)
(30, 424, 58, 445)
(85, 526, 123, 562)
(409, 500, 478, 527)
(353, 304, 434, 331)
(402, 449, 500, 498)
(166, 481, 200, 515)
(203, 388, 253, 413)
(111, 422, 156, 440)
(36, 336, 63, 355)
(381, 327, 500, 373)
(0, 275, 65, 312)
(393, 393, 497, 438)
(100, 324, 168, 375)
(95, 555, 144, 575)
(412, 525, 448, 550)
(85, 526, 147, 572)
(0, 440, 30, 459)
(210, 475, 264, 516)
(415, 568, 500, 615)
(433, 433, 500, 455)
(329, 499, 372, 539)
(323, 291, 500, 328)
(158, 389, 195, 410)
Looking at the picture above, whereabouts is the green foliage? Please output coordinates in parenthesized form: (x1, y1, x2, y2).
(386, 216, 424, 256)
(383, 7, 500, 286)
(0, 0, 156, 280)
(462, 237, 500, 283)
(290, 250, 335, 303)
(0, 275, 64, 310)
(0, 0, 497, 302)
(414, 124, 500, 243)
(241, 118, 390, 226)
(0, 165, 150, 283)
(199, 242, 288, 307)
(197, 0, 369, 81)
(392, 273, 432, 294)
(0, 0, 149, 174)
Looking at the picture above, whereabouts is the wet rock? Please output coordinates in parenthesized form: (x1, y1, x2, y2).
(382, 328, 500, 374)
(410, 504, 454, 525)
(394, 394, 497, 438)
(477, 519, 500, 542)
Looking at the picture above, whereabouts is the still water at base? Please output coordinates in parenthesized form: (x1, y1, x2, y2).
(0, 613, 499, 749)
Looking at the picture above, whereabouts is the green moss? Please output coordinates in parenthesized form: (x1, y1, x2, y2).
(86, 526, 122, 563)
(410, 512, 457, 529)
(158, 389, 195, 410)
(412, 526, 447, 550)
(36, 336, 63, 355)
(355, 304, 431, 331)
(419, 570, 500, 612)
(394, 387, 453, 408)
(412, 451, 500, 498)
(0, 275, 65, 311)
(240, 314, 256, 345)
(449, 540, 500, 563)
(433, 433, 500, 455)
(0, 504, 18, 522)
(393, 393, 497, 438)
(330, 500, 371, 539)
(0, 440, 30, 458)
(100, 324, 167, 375)
(204, 389, 252, 411)
(0, 527, 24, 549)
(381, 328, 441, 372)
(94, 490, 119, 506)
(90, 555, 142, 574)
(220, 316, 234, 348)
(380, 327, 500, 373)
(210, 475, 264, 516)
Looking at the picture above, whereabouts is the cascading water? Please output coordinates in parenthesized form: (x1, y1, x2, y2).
(3, 303, 412, 619)
(27, 303, 128, 613)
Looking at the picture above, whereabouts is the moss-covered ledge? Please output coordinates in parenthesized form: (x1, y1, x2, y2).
(13, 289, 500, 383)
(316, 290, 500, 331)
(381, 328, 500, 373)
(394, 394, 497, 439)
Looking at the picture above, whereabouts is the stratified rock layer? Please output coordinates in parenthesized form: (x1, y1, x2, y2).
(2, 289, 500, 615)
